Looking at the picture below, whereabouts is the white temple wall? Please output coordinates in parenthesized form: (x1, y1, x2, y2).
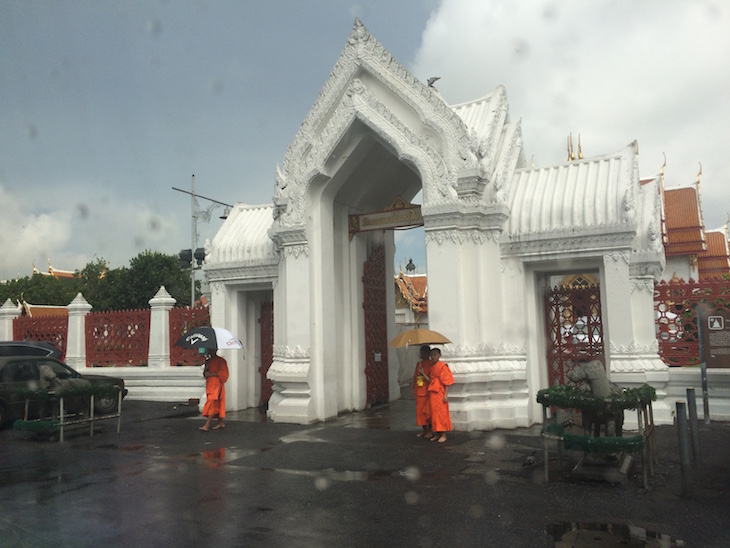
(662, 255, 697, 282)
(630, 273, 659, 350)
(424, 229, 463, 345)
(600, 251, 634, 370)
(426, 213, 533, 431)
(523, 266, 551, 426)
(600, 252, 672, 424)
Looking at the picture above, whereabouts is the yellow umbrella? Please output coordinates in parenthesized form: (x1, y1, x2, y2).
(388, 328, 452, 348)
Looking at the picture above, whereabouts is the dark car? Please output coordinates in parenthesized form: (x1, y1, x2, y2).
(0, 355, 127, 428)
(0, 340, 64, 359)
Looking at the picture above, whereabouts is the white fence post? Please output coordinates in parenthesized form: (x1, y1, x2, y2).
(148, 286, 176, 368)
(0, 298, 21, 340)
(66, 293, 92, 369)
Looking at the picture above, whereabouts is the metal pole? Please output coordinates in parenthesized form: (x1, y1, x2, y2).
(686, 388, 701, 466)
(676, 401, 692, 498)
(696, 308, 711, 424)
(191, 174, 196, 309)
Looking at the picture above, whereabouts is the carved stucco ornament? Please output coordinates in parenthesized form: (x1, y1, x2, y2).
(269, 19, 523, 236)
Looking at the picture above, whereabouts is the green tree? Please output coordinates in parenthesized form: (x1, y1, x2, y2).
(76, 258, 110, 308)
(1, 251, 195, 312)
(121, 251, 192, 309)
(0, 273, 77, 307)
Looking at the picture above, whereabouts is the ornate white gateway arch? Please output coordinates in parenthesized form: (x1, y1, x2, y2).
(206, 19, 669, 428)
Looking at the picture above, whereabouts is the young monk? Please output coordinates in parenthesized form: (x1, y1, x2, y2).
(427, 347, 455, 443)
(200, 348, 230, 431)
(410, 345, 434, 438)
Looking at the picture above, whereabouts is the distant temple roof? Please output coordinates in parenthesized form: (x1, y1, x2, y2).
(698, 228, 730, 280)
(20, 299, 68, 317)
(395, 272, 427, 314)
(33, 260, 78, 280)
(663, 185, 706, 256)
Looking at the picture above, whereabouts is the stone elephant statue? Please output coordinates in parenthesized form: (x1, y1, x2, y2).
(567, 360, 624, 437)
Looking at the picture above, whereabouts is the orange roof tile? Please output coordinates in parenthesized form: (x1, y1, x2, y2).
(663, 187, 706, 255)
(698, 230, 730, 280)
(23, 303, 68, 317)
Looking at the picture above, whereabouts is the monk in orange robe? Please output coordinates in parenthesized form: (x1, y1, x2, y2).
(427, 347, 455, 443)
(410, 345, 434, 438)
(200, 349, 230, 431)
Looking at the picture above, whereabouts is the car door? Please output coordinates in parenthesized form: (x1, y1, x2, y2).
(0, 359, 44, 421)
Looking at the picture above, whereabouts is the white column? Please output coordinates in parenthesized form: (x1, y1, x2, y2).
(0, 299, 20, 340)
(630, 275, 659, 350)
(147, 286, 176, 368)
(66, 293, 92, 370)
(601, 252, 634, 366)
(267, 229, 313, 424)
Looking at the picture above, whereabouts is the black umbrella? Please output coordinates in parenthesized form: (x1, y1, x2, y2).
(175, 326, 243, 350)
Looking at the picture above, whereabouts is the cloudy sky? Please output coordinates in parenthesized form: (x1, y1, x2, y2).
(1, 0, 728, 282)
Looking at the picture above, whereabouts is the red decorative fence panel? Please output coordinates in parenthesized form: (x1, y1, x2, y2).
(655, 278, 730, 367)
(85, 309, 151, 367)
(13, 315, 68, 359)
(169, 306, 210, 366)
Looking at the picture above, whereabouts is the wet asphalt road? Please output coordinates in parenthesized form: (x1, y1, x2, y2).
(1, 395, 729, 547)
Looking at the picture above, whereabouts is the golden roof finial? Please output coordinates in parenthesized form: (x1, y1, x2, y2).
(531, 155, 535, 168)
(696, 162, 703, 184)
(577, 133, 583, 160)
(567, 135, 571, 162)
(660, 152, 667, 190)
(567, 133, 575, 162)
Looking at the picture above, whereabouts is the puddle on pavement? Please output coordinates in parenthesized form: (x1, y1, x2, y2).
(547, 522, 685, 547)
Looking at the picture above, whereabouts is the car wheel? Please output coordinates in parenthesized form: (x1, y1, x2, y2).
(94, 395, 118, 415)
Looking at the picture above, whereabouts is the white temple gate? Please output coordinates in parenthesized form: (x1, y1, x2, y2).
(203, 20, 670, 429)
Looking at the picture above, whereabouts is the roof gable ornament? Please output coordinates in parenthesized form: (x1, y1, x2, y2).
(271, 19, 492, 230)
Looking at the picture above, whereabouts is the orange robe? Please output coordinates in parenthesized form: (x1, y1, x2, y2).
(428, 360, 455, 432)
(413, 359, 434, 426)
(202, 355, 229, 418)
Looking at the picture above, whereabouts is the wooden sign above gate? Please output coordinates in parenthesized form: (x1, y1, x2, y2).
(348, 197, 423, 240)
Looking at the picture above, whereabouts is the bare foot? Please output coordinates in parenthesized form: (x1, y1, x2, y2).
(199, 426, 210, 432)
(417, 431, 425, 438)
(430, 434, 439, 442)
(437, 435, 447, 443)
(213, 423, 225, 430)
(424, 432, 433, 439)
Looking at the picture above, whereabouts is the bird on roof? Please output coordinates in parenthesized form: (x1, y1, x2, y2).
(427, 76, 441, 88)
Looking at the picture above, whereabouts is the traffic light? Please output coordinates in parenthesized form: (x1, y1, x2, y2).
(194, 247, 206, 266)
(178, 249, 192, 268)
